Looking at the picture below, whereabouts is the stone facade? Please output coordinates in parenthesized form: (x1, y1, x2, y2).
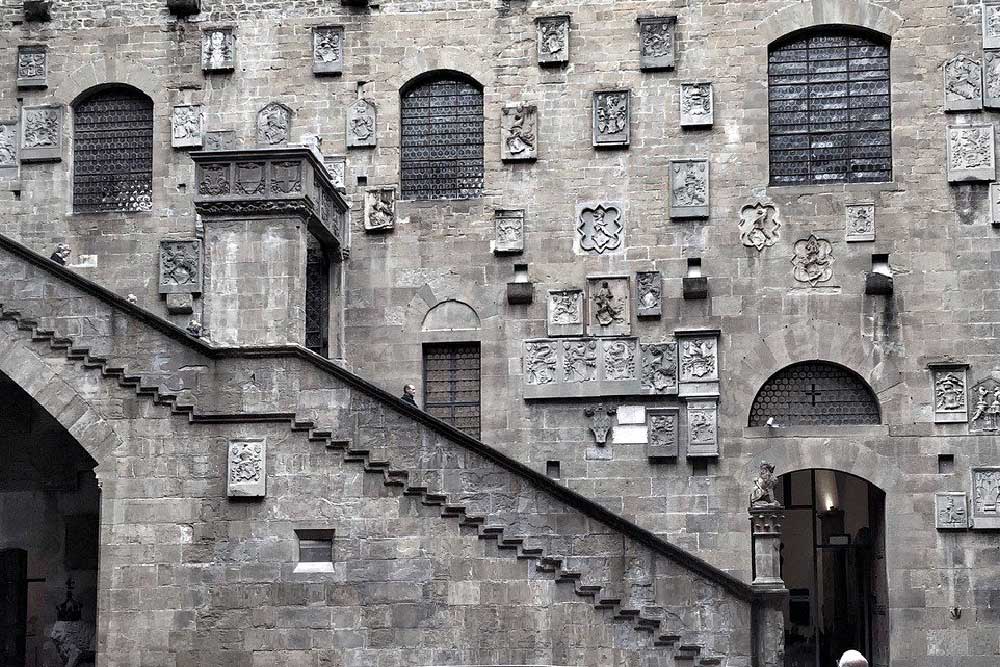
(0, 1, 998, 666)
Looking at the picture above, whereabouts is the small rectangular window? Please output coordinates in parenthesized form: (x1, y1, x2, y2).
(938, 454, 955, 475)
(295, 529, 334, 568)
(546, 461, 561, 478)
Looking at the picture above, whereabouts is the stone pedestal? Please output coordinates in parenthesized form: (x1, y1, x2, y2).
(749, 506, 785, 589)
(191, 147, 349, 347)
(750, 505, 786, 666)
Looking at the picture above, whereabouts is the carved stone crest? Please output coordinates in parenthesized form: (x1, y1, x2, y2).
(235, 161, 265, 195)
(20, 105, 61, 162)
(313, 25, 345, 75)
(547, 289, 584, 337)
(845, 203, 875, 242)
(525, 340, 559, 385)
(992, 183, 1000, 227)
(947, 125, 996, 182)
(159, 240, 202, 294)
(640, 341, 677, 394)
(204, 130, 236, 151)
(587, 276, 631, 336)
(932, 366, 968, 423)
(680, 83, 713, 127)
(972, 468, 1000, 529)
(943, 55, 983, 112)
(324, 155, 347, 191)
(636, 271, 661, 318)
(16, 44, 47, 88)
(593, 90, 630, 148)
(738, 200, 781, 251)
(968, 377, 1000, 433)
(637, 16, 676, 71)
(585, 403, 616, 445)
(198, 163, 230, 195)
(986, 2, 1000, 49)
(494, 208, 525, 255)
(984, 49, 1000, 108)
(669, 159, 709, 218)
(271, 160, 302, 194)
(257, 102, 292, 146)
(564, 340, 598, 383)
(347, 98, 377, 148)
(364, 187, 396, 232)
(603, 339, 637, 381)
(680, 337, 717, 383)
(202, 28, 236, 72)
(935, 492, 969, 530)
(501, 103, 537, 161)
(0, 122, 18, 168)
(687, 400, 719, 457)
(791, 235, 835, 286)
(750, 461, 781, 508)
(575, 202, 624, 255)
(171, 105, 204, 149)
(647, 409, 679, 459)
(228, 438, 266, 497)
(536, 15, 570, 66)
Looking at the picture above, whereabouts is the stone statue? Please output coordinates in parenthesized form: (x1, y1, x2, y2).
(49, 579, 95, 667)
(837, 650, 869, 667)
(49, 243, 71, 265)
(186, 318, 203, 337)
(750, 461, 781, 508)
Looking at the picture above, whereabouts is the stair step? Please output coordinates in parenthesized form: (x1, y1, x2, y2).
(479, 526, 504, 539)
(654, 634, 681, 646)
(441, 504, 465, 516)
(518, 546, 544, 558)
(635, 616, 660, 630)
(595, 596, 622, 609)
(290, 420, 315, 431)
(576, 584, 602, 595)
(556, 571, 582, 582)
(698, 659, 722, 666)
(459, 515, 484, 527)
(325, 440, 350, 450)
(678, 645, 702, 656)
(421, 494, 447, 506)
(402, 486, 428, 496)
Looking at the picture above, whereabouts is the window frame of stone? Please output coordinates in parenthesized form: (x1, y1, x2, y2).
(767, 27, 892, 187)
(422, 341, 482, 440)
(399, 70, 485, 202)
(294, 529, 335, 564)
(71, 83, 155, 215)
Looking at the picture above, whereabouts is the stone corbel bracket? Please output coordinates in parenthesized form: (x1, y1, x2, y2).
(190, 147, 350, 253)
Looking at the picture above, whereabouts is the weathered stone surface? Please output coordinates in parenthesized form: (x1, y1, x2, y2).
(313, 25, 344, 75)
(19, 104, 61, 162)
(16, 44, 46, 88)
(171, 105, 204, 149)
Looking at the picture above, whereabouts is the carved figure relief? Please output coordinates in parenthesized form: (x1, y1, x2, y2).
(638, 16, 676, 70)
(593, 90, 630, 147)
(986, 3, 1000, 49)
(347, 98, 377, 148)
(0, 122, 18, 167)
(16, 45, 46, 87)
(935, 492, 969, 530)
(198, 163, 230, 195)
(585, 403, 615, 445)
(204, 130, 236, 151)
(640, 341, 677, 394)
(564, 340, 598, 383)
(547, 289, 584, 337)
(364, 187, 396, 232)
(680, 83, 713, 127)
(257, 103, 292, 146)
(536, 15, 570, 65)
(687, 400, 718, 456)
(934, 368, 967, 422)
(947, 125, 996, 182)
(791, 235, 835, 286)
(525, 341, 558, 385)
(984, 50, 1000, 107)
(494, 209, 525, 254)
(313, 25, 345, 75)
(680, 338, 717, 383)
(738, 200, 781, 251)
(845, 203, 876, 242)
(968, 377, 1000, 433)
(22, 106, 57, 148)
(501, 103, 537, 161)
(576, 203, 624, 255)
(943, 55, 983, 111)
(324, 156, 346, 190)
(159, 240, 202, 294)
(202, 28, 235, 72)
(171, 105, 204, 149)
(636, 271, 661, 318)
(603, 339, 637, 381)
(227, 438, 266, 497)
(669, 160, 709, 218)
(587, 276, 631, 336)
(972, 467, 1000, 529)
(593, 281, 624, 326)
(647, 410, 679, 458)
(750, 461, 781, 508)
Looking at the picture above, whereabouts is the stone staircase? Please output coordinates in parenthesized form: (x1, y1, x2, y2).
(1, 305, 733, 664)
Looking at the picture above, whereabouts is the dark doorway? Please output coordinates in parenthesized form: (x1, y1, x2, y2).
(0, 371, 99, 666)
(776, 470, 887, 667)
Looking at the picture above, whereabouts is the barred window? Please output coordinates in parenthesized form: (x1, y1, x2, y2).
(400, 73, 484, 200)
(73, 85, 154, 213)
(749, 361, 881, 427)
(423, 342, 481, 439)
(305, 233, 330, 358)
(768, 30, 892, 186)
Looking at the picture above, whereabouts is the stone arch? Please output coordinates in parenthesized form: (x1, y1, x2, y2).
(755, 0, 903, 44)
(748, 361, 881, 427)
(421, 299, 481, 334)
(55, 58, 164, 110)
(742, 441, 896, 499)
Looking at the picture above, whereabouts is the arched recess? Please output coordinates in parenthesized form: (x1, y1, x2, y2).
(748, 361, 881, 427)
(421, 299, 482, 334)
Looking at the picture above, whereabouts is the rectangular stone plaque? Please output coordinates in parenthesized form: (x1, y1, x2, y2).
(947, 124, 995, 182)
(992, 183, 1000, 226)
(640, 341, 678, 395)
(524, 337, 641, 399)
(202, 27, 236, 72)
(364, 187, 395, 233)
(313, 25, 345, 75)
(20, 104, 61, 162)
(686, 400, 718, 457)
(935, 492, 969, 530)
(586, 276, 631, 337)
(501, 103, 537, 162)
(637, 16, 676, 71)
(347, 98, 377, 149)
(943, 56, 982, 112)
(984, 50, 1000, 108)
(493, 209, 524, 255)
(324, 155, 346, 191)
(677, 331, 720, 397)
(204, 130, 236, 151)
(546, 289, 584, 337)
(845, 202, 875, 242)
(171, 105, 204, 149)
(680, 82, 713, 127)
(636, 271, 661, 318)
(16, 44, 46, 88)
(985, 2, 1000, 50)
(0, 121, 18, 177)
(228, 437, 266, 497)
(536, 15, 570, 66)
(647, 408, 679, 459)
(969, 377, 1000, 433)
(593, 90, 630, 148)
(159, 239, 203, 294)
(971, 467, 1000, 529)
(574, 202, 625, 256)
(669, 159, 709, 219)
(931, 365, 968, 423)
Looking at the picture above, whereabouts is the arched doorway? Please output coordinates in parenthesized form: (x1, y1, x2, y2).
(0, 370, 99, 666)
(776, 469, 887, 667)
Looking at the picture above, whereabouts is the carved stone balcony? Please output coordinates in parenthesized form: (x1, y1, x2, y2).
(190, 147, 349, 251)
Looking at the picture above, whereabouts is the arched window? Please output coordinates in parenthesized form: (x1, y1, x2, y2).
(749, 361, 880, 426)
(768, 29, 891, 186)
(400, 72, 484, 200)
(73, 85, 154, 213)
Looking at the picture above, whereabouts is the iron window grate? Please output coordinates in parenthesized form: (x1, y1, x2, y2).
(305, 233, 330, 358)
(423, 342, 481, 440)
(749, 361, 881, 426)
